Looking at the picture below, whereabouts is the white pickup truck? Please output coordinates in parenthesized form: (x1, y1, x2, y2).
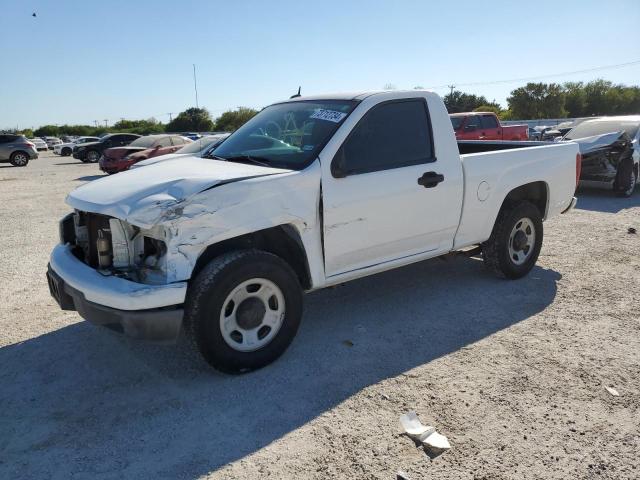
(47, 91, 580, 373)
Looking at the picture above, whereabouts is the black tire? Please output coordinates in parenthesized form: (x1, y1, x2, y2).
(185, 250, 303, 374)
(9, 151, 29, 167)
(62, 147, 72, 156)
(615, 160, 636, 197)
(85, 150, 100, 163)
(482, 201, 543, 279)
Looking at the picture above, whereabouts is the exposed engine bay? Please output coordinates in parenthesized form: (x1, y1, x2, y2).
(60, 211, 168, 284)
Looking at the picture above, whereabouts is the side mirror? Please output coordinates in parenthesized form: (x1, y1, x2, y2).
(331, 147, 347, 178)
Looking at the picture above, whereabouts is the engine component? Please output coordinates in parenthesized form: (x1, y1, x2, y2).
(96, 229, 112, 268)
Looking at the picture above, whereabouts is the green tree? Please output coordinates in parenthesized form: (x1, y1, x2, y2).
(499, 109, 514, 121)
(583, 79, 612, 116)
(19, 128, 34, 138)
(473, 105, 502, 115)
(166, 107, 214, 132)
(563, 82, 587, 117)
(112, 118, 164, 134)
(34, 125, 60, 137)
(444, 90, 500, 113)
(214, 107, 258, 132)
(507, 82, 566, 119)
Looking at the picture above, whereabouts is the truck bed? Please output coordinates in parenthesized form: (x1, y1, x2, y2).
(453, 140, 579, 250)
(457, 140, 547, 155)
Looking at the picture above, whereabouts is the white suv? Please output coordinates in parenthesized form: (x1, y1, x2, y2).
(53, 137, 100, 156)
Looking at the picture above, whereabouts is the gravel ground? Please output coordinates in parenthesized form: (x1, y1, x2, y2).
(1, 152, 638, 479)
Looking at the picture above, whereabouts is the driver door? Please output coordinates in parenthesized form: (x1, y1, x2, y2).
(321, 97, 463, 277)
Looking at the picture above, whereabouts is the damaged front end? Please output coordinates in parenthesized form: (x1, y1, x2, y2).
(60, 210, 170, 285)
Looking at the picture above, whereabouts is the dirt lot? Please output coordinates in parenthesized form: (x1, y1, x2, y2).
(0, 151, 638, 479)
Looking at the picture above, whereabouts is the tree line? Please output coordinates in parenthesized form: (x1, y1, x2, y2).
(14, 107, 259, 138)
(444, 79, 640, 120)
(10, 78, 640, 137)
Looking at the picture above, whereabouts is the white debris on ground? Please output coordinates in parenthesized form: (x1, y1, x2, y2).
(605, 386, 620, 396)
(400, 411, 451, 452)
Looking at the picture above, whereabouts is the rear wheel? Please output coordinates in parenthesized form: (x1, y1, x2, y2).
(85, 150, 100, 163)
(185, 250, 303, 374)
(616, 161, 637, 197)
(482, 201, 543, 279)
(9, 151, 29, 167)
(62, 147, 72, 156)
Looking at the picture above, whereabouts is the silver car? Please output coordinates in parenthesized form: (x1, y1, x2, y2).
(0, 134, 38, 166)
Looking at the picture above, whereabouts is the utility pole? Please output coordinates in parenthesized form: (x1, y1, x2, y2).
(94, 120, 98, 128)
(167, 112, 174, 122)
(104, 119, 108, 128)
(193, 64, 199, 109)
(447, 85, 456, 96)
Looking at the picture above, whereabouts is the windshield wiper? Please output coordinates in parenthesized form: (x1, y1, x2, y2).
(222, 155, 272, 168)
(202, 152, 227, 161)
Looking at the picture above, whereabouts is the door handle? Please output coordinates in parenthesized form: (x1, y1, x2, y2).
(417, 171, 444, 188)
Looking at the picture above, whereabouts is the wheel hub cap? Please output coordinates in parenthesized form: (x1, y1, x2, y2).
(508, 217, 536, 265)
(235, 297, 266, 330)
(219, 278, 286, 352)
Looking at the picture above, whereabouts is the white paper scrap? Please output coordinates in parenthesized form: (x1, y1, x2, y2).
(399, 411, 450, 450)
(605, 386, 620, 396)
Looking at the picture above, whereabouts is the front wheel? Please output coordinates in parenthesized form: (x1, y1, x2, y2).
(62, 147, 72, 156)
(482, 201, 543, 279)
(185, 250, 303, 374)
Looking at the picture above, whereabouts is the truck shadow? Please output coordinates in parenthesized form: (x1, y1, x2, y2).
(576, 186, 640, 213)
(0, 256, 560, 479)
(74, 175, 107, 181)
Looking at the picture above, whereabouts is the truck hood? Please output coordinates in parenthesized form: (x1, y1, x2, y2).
(66, 156, 291, 227)
(130, 152, 190, 169)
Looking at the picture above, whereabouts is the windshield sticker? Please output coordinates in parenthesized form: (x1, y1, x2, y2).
(310, 109, 347, 123)
(302, 144, 314, 151)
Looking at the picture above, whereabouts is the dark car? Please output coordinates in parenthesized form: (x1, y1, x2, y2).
(72, 133, 141, 163)
(563, 116, 640, 197)
(542, 127, 572, 141)
(0, 134, 38, 166)
(99, 135, 192, 174)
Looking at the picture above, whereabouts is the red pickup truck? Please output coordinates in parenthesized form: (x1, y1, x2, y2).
(450, 112, 528, 140)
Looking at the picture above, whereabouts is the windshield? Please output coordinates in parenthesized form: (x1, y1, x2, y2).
(450, 117, 464, 130)
(213, 100, 358, 169)
(565, 120, 640, 140)
(128, 136, 158, 148)
(177, 135, 225, 154)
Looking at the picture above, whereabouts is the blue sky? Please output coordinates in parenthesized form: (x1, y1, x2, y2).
(1, 0, 639, 129)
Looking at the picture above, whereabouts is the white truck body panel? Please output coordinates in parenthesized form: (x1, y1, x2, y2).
(56, 90, 579, 311)
(454, 142, 578, 249)
(319, 91, 464, 277)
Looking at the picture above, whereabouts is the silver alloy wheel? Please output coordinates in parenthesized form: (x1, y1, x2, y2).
(86, 150, 99, 162)
(13, 153, 28, 166)
(508, 217, 536, 265)
(219, 278, 286, 352)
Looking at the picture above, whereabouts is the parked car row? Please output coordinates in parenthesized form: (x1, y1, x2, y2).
(53, 136, 100, 156)
(98, 134, 192, 174)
